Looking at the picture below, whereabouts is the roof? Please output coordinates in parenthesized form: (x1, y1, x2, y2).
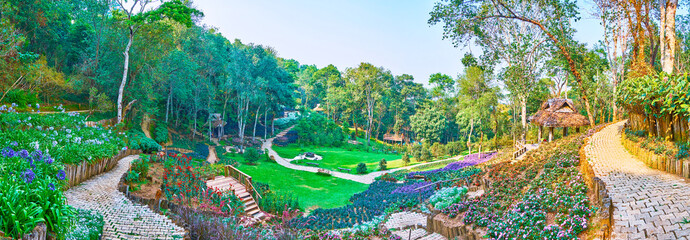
(313, 104, 325, 112)
(529, 98, 590, 127)
(383, 133, 405, 142)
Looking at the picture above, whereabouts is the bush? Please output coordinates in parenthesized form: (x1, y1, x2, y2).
(379, 159, 387, 171)
(409, 144, 422, 161)
(244, 147, 260, 164)
(428, 186, 468, 210)
(430, 142, 447, 158)
(66, 209, 104, 240)
(153, 123, 169, 143)
(356, 162, 367, 174)
(293, 113, 345, 147)
(130, 155, 150, 180)
(402, 154, 410, 166)
(128, 130, 161, 153)
(420, 146, 432, 162)
(445, 141, 466, 156)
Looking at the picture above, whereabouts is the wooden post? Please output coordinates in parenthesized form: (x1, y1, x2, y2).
(563, 127, 568, 137)
(576, 127, 580, 133)
(548, 127, 554, 142)
(538, 126, 543, 142)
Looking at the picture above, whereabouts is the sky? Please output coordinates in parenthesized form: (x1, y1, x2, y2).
(194, 0, 605, 85)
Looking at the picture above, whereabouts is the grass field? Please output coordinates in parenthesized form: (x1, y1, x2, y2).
(273, 144, 417, 173)
(236, 161, 368, 210)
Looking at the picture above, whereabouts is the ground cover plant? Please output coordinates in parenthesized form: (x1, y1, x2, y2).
(66, 209, 104, 240)
(236, 161, 368, 209)
(406, 152, 496, 179)
(624, 128, 685, 159)
(288, 180, 439, 230)
(439, 134, 595, 239)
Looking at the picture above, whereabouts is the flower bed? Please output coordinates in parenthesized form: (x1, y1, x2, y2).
(439, 135, 595, 239)
(406, 152, 496, 179)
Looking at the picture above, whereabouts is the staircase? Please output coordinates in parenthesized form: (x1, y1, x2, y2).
(206, 175, 266, 220)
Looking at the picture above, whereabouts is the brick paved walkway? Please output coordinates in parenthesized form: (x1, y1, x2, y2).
(585, 121, 690, 239)
(65, 155, 186, 240)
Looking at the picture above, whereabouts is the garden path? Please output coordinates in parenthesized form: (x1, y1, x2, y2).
(65, 155, 186, 240)
(586, 121, 690, 239)
(263, 127, 465, 184)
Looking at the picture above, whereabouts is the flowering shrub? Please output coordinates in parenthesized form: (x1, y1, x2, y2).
(161, 154, 244, 215)
(0, 146, 72, 238)
(0, 112, 126, 164)
(66, 209, 104, 240)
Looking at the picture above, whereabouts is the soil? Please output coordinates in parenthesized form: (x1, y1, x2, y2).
(131, 162, 166, 200)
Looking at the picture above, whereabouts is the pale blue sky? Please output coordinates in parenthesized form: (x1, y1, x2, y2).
(194, 0, 605, 85)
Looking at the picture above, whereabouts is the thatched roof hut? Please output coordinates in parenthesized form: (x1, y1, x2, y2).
(530, 98, 590, 128)
(530, 98, 590, 142)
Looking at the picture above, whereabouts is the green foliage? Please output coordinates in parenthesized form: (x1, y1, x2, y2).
(378, 159, 387, 171)
(243, 147, 260, 164)
(294, 113, 345, 147)
(1, 89, 39, 107)
(402, 154, 410, 166)
(153, 123, 169, 143)
(66, 209, 104, 240)
(356, 163, 367, 174)
(428, 186, 468, 210)
(420, 146, 433, 162)
(129, 155, 150, 181)
(127, 130, 161, 153)
(410, 105, 447, 143)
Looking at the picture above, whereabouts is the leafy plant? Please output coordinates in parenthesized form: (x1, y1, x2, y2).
(243, 147, 260, 164)
(356, 162, 367, 174)
(378, 158, 387, 170)
(66, 209, 104, 240)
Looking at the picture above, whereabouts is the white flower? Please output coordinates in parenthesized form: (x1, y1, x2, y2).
(30, 142, 39, 150)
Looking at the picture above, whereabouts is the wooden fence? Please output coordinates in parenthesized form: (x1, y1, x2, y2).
(621, 133, 690, 179)
(64, 149, 141, 188)
(579, 137, 614, 239)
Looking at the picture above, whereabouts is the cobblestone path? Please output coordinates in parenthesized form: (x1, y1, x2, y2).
(65, 155, 186, 240)
(585, 121, 690, 239)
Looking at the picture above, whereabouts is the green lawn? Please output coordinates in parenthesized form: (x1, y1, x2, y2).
(236, 161, 368, 210)
(273, 144, 416, 173)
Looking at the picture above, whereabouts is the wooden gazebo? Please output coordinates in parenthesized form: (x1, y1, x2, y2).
(530, 98, 590, 142)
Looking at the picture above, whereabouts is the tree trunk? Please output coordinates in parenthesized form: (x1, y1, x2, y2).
(520, 96, 527, 142)
(467, 118, 474, 154)
(271, 116, 275, 136)
(165, 82, 172, 122)
(117, 29, 134, 123)
(253, 105, 261, 141)
(660, 0, 678, 73)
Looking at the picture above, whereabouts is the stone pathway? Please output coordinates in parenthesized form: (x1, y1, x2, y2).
(585, 121, 690, 239)
(263, 127, 467, 184)
(65, 155, 186, 240)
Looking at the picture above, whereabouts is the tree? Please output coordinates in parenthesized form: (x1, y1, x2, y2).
(429, 73, 454, 98)
(659, 0, 678, 73)
(410, 105, 447, 143)
(345, 63, 391, 145)
(379, 159, 387, 170)
(430, 0, 597, 127)
(402, 154, 410, 166)
(456, 66, 498, 153)
(356, 162, 367, 174)
(112, 0, 202, 123)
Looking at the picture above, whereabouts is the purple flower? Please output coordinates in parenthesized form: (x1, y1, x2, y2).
(10, 141, 18, 147)
(44, 155, 54, 164)
(22, 169, 35, 184)
(57, 169, 66, 181)
(18, 149, 29, 159)
(31, 150, 43, 161)
(1, 147, 15, 158)
(49, 183, 56, 191)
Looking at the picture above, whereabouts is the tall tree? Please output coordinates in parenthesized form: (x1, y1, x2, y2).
(430, 0, 597, 127)
(345, 63, 390, 145)
(112, 0, 202, 123)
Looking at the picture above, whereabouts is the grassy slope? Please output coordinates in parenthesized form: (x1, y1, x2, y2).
(236, 161, 368, 210)
(273, 144, 414, 172)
